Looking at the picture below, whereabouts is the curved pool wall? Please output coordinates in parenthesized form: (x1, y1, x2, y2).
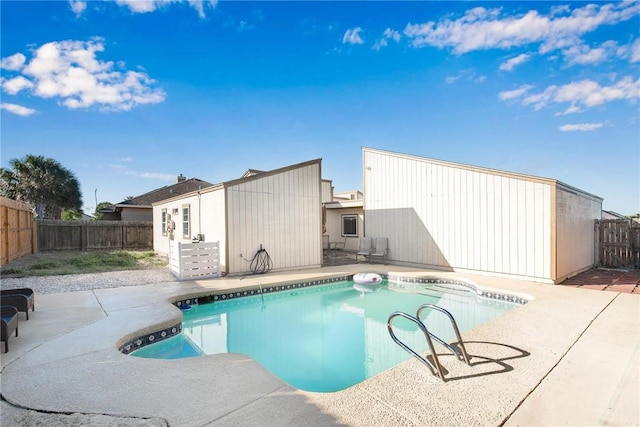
(119, 273, 531, 355)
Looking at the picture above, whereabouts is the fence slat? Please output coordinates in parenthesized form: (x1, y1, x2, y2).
(36, 220, 153, 251)
(0, 197, 35, 264)
(169, 241, 220, 280)
(597, 219, 639, 269)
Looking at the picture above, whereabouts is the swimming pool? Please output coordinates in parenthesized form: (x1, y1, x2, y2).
(131, 277, 523, 392)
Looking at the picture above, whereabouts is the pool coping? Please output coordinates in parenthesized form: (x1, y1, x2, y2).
(1, 264, 637, 426)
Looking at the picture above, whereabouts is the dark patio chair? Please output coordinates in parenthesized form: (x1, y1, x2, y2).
(1, 306, 19, 353)
(1, 288, 35, 320)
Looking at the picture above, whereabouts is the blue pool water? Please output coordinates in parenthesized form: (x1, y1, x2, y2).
(132, 280, 520, 392)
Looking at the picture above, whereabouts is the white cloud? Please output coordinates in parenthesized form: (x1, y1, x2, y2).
(134, 171, 176, 181)
(108, 162, 175, 181)
(384, 28, 401, 43)
(498, 84, 534, 101)
(373, 28, 401, 51)
(563, 40, 618, 65)
(632, 39, 640, 62)
(69, 0, 86, 17)
(343, 27, 364, 45)
(554, 76, 638, 107)
(559, 122, 604, 131)
(501, 76, 639, 112)
(403, 2, 640, 54)
(555, 104, 582, 115)
(373, 39, 388, 51)
(499, 53, 531, 71)
(445, 69, 486, 85)
(236, 20, 255, 32)
(1, 39, 166, 112)
(1, 103, 37, 116)
(1, 76, 34, 94)
(618, 38, 640, 63)
(0, 53, 26, 71)
(116, 0, 155, 13)
(115, 0, 217, 18)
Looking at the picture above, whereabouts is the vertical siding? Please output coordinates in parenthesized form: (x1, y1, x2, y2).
(555, 187, 601, 281)
(153, 189, 227, 270)
(363, 149, 553, 280)
(226, 161, 322, 275)
(201, 190, 227, 271)
(322, 180, 333, 203)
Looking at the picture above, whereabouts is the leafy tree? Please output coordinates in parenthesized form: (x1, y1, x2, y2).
(0, 155, 82, 220)
(62, 209, 83, 220)
(93, 201, 112, 220)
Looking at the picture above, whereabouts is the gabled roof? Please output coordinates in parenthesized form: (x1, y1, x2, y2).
(241, 169, 265, 178)
(602, 210, 626, 219)
(106, 178, 213, 210)
(153, 159, 322, 205)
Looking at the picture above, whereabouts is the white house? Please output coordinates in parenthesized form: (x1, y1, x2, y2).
(362, 147, 602, 283)
(322, 180, 364, 252)
(153, 159, 323, 276)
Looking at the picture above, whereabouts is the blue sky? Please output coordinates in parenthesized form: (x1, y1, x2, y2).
(1, 1, 639, 215)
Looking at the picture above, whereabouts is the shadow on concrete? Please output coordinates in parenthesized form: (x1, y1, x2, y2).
(424, 341, 530, 382)
(322, 250, 358, 267)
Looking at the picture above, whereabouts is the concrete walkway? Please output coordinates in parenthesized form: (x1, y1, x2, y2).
(1, 265, 639, 426)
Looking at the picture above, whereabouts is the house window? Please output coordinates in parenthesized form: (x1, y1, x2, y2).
(182, 205, 190, 238)
(342, 214, 357, 237)
(161, 209, 167, 236)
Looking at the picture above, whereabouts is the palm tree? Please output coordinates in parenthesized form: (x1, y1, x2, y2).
(0, 155, 82, 219)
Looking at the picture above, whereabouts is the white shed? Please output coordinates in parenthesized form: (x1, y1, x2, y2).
(153, 159, 323, 276)
(362, 147, 602, 283)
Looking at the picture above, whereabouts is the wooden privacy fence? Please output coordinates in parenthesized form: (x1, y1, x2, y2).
(1, 197, 36, 264)
(596, 219, 640, 269)
(169, 240, 220, 280)
(37, 220, 153, 251)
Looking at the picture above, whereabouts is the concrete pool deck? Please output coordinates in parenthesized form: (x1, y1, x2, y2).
(1, 264, 639, 426)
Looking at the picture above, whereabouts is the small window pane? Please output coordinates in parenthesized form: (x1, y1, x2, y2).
(182, 205, 190, 238)
(342, 215, 357, 237)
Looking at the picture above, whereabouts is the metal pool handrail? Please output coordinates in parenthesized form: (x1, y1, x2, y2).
(387, 311, 446, 381)
(416, 303, 471, 365)
(387, 303, 471, 382)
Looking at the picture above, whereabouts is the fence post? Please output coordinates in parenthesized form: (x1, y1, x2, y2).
(1, 204, 7, 264)
(594, 220, 600, 267)
(177, 241, 183, 277)
(80, 222, 85, 251)
(32, 221, 38, 254)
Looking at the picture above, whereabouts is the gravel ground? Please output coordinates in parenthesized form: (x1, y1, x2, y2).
(0, 268, 177, 294)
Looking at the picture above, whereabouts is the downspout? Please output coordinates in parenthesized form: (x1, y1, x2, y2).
(198, 191, 202, 239)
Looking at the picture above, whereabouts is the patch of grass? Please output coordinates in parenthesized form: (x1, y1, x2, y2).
(1, 250, 168, 278)
(69, 252, 136, 268)
(130, 251, 156, 260)
(30, 262, 59, 270)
